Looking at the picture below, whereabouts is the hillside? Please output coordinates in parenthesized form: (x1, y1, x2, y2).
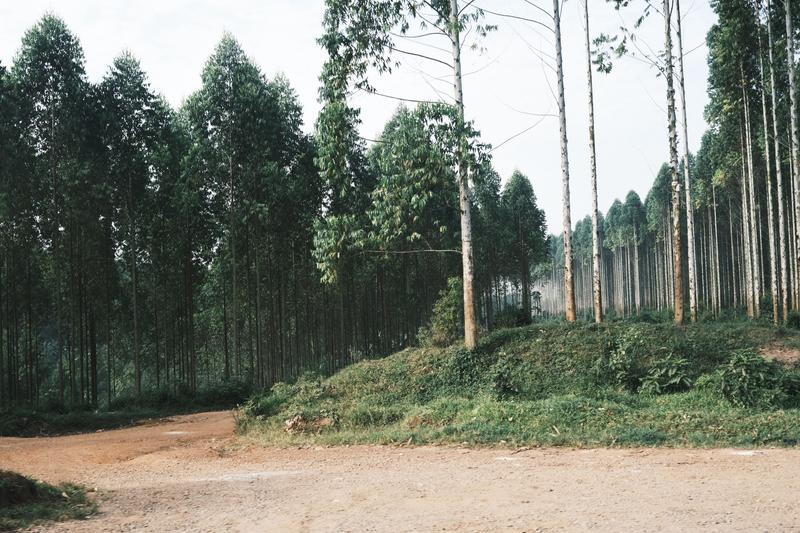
(239, 320, 800, 447)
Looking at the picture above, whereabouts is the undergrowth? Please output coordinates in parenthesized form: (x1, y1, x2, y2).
(0, 380, 250, 437)
(0, 471, 95, 531)
(238, 321, 800, 448)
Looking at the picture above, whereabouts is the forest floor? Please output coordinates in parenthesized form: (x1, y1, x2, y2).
(2, 410, 800, 532)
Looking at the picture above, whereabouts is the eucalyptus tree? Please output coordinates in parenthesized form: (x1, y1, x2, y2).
(99, 52, 167, 395)
(12, 14, 91, 403)
(786, 0, 800, 284)
(551, 0, 576, 322)
(661, 0, 684, 324)
(675, 0, 698, 322)
(766, 0, 789, 321)
(314, 0, 494, 349)
(583, 0, 603, 323)
(501, 171, 547, 320)
(184, 35, 278, 377)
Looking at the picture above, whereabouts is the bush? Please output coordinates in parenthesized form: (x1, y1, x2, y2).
(418, 277, 463, 347)
(607, 325, 654, 391)
(639, 354, 692, 395)
(717, 350, 785, 408)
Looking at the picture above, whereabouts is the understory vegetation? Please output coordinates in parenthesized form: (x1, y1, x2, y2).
(0, 380, 250, 437)
(0, 471, 94, 531)
(239, 320, 800, 448)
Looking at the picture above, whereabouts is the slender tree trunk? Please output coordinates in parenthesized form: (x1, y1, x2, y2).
(450, 0, 479, 348)
(741, 124, 755, 318)
(554, 0, 576, 322)
(128, 179, 140, 396)
(583, 0, 603, 323)
(675, 0, 697, 322)
(768, 0, 789, 321)
(230, 154, 240, 375)
(663, 0, 684, 324)
(787, 0, 800, 293)
(756, 3, 779, 324)
(743, 84, 762, 316)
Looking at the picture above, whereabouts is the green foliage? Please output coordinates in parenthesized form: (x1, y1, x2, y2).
(418, 277, 463, 347)
(0, 471, 95, 531)
(640, 354, 692, 395)
(607, 325, 652, 391)
(717, 350, 786, 408)
(240, 321, 800, 448)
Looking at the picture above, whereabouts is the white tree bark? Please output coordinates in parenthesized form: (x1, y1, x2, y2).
(450, 0, 478, 349)
(554, 0, 576, 322)
(583, 0, 603, 323)
(674, 0, 697, 322)
(767, 0, 789, 322)
(663, 0, 684, 324)
(787, 0, 800, 308)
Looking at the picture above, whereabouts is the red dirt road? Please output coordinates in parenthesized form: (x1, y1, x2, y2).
(1, 411, 799, 532)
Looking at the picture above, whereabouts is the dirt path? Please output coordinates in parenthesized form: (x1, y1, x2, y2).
(1, 411, 799, 532)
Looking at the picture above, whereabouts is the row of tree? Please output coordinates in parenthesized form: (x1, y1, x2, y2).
(542, 0, 800, 327)
(0, 14, 548, 409)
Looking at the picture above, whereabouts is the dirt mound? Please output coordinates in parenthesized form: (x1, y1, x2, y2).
(0, 470, 38, 507)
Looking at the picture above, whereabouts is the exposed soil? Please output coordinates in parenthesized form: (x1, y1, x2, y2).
(1, 411, 799, 532)
(759, 343, 800, 365)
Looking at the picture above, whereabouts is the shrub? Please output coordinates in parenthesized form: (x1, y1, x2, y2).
(639, 354, 692, 395)
(717, 350, 785, 408)
(418, 277, 463, 347)
(607, 325, 653, 391)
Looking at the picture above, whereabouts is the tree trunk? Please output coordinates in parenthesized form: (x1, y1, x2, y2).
(756, 2, 779, 324)
(675, 0, 698, 322)
(786, 0, 800, 295)
(583, 0, 603, 323)
(767, 0, 789, 322)
(664, 0, 684, 324)
(450, 0, 479, 348)
(554, 0, 576, 322)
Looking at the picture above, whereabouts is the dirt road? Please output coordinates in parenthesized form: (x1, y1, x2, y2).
(1, 411, 799, 532)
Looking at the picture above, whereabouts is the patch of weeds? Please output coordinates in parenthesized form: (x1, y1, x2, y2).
(0, 471, 95, 531)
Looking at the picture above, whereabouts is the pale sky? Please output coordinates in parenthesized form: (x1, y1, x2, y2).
(0, 0, 716, 232)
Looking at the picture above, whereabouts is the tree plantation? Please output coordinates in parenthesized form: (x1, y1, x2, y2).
(0, 0, 799, 415)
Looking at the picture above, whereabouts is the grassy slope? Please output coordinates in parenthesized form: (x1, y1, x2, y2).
(0, 471, 95, 531)
(239, 320, 800, 447)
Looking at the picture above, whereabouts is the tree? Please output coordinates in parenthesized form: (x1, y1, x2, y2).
(675, 0, 698, 322)
(554, 0, 577, 322)
(314, 0, 493, 348)
(583, 0, 604, 323)
(100, 52, 167, 396)
(501, 171, 547, 320)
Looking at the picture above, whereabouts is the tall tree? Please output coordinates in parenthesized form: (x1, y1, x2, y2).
(501, 171, 547, 320)
(583, 0, 603, 323)
(554, 0, 576, 322)
(675, 0, 698, 322)
(663, 0, 684, 324)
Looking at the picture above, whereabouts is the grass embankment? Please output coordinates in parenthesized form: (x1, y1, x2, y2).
(239, 321, 800, 447)
(0, 471, 95, 531)
(0, 380, 250, 437)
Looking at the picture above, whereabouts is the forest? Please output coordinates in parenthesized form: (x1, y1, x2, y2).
(0, 0, 799, 414)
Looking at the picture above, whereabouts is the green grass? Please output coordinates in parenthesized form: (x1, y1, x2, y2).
(238, 320, 800, 448)
(0, 471, 95, 531)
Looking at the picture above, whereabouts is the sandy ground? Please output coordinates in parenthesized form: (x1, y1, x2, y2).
(1, 411, 799, 532)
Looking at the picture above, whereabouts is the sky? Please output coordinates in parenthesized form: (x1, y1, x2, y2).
(0, 0, 717, 233)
